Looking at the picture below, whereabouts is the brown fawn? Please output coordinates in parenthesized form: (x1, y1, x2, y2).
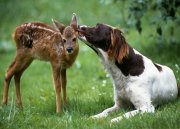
(2, 14, 79, 113)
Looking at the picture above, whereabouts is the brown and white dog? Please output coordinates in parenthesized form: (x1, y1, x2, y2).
(78, 23, 179, 123)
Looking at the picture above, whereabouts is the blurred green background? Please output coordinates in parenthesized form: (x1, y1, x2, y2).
(0, 0, 180, 129)
(0, 0, 180, 61)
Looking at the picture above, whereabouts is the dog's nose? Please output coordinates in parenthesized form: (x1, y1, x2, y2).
(66, 47, 73, 54)
(81, 27, 86, 31)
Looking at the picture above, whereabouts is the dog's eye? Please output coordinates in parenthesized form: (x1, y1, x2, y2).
(63, 39, 66, 43)
(72, 38, 76, 42)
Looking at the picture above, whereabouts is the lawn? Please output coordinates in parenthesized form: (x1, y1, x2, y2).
(0, 0, 180, 129)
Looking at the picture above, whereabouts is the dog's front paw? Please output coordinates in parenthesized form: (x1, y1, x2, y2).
(90, 112, 108, 119)
(110, 117, 123, 124)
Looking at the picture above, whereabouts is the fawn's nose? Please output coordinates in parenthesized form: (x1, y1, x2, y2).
(66, 47, 73, 54)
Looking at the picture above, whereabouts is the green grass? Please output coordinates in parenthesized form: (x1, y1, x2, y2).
(0, 0, 180, 129)
(0, 41, 180, 129)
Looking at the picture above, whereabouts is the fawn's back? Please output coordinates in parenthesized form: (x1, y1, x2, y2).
(14, 22, 64, 62)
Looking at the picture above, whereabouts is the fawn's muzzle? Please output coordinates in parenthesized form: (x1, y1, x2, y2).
(66, 47, 73, 54)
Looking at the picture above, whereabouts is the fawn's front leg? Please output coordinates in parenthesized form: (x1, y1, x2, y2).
(60, 69, 67, 107)
(51, 63, 61, 113)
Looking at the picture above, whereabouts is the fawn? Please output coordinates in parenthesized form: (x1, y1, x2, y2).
(2, 14, 79, 113)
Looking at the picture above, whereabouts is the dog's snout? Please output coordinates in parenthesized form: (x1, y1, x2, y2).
(81, 27, 86, 31)
(66, 47, 73, 54)
(79, 25, 87, 31)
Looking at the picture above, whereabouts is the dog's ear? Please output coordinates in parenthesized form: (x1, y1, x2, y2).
(52, 19, 65, 33)
(108, 28, 129, 63)
(70, 13, 78, 30)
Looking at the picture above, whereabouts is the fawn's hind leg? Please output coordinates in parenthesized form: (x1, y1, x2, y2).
(2, 60, 16, 106)
(2, 53, 32, 107)
(14, 59, 33, 107)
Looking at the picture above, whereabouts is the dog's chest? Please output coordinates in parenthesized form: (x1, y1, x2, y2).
(98, 50, 128, 97)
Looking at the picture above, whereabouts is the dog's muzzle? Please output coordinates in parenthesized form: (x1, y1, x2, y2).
(78, 25, 87, 42)
(78, 25, 99, 54)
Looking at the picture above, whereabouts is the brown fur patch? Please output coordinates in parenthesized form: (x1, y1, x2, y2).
(115, 46, 145, 76)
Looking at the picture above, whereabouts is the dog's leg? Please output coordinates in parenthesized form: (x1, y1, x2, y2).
(110, 105, 155, 123)
(91, 83, 122, 119)
(91, 104, 120, 119)
(110, 85, 155, 123)
(111, 86, 154, 123)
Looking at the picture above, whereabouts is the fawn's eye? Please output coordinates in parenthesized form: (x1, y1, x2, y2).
(63, 39, 66, 43)
(72, 38, 76, 42)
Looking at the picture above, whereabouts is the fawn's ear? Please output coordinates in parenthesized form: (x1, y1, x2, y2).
(52, 19, 65, 33)
(70, 13, 78, 30)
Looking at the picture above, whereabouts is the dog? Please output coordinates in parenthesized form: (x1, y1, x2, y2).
(78, 23, 179, 123)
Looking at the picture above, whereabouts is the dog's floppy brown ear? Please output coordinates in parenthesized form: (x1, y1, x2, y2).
(52, 19, 65, 33)
(108, 28, 129, 63)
